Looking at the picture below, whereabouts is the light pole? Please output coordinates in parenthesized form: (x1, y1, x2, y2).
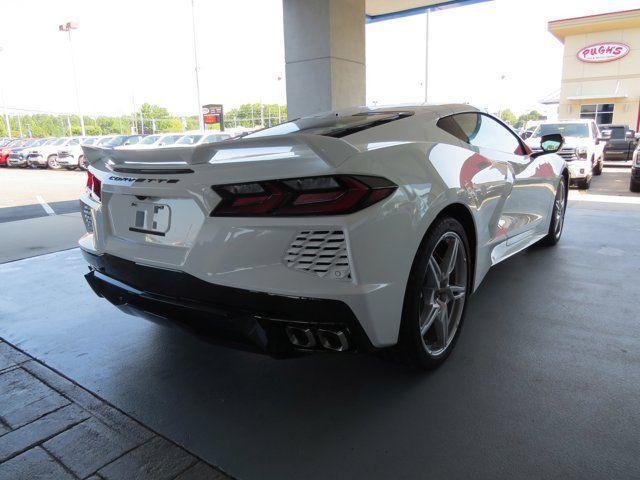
(0, 47, 11, 139)
(59, 21, 86, 136)
(497, 74, 507, 120)
(424, 10, 430, 104)
(190, 0, 204, 133)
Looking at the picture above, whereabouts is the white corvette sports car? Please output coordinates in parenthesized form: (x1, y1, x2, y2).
(79, 105, 568, 369)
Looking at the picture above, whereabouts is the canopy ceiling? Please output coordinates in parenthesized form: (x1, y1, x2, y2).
(366, 0, 491, 22)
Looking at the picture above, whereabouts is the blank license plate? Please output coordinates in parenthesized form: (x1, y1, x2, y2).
(129, 202, 171, 236)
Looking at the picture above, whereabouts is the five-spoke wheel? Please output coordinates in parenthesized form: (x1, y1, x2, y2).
(394, 216, 471, 370)
(419, 232, 467, 356)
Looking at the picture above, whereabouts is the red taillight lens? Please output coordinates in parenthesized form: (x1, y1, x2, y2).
(211, 175, 396, 216)
(86, 172, 101, 200)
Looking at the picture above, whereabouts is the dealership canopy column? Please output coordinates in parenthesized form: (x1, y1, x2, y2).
(282, 0, 366, 118)
(282, 0, 489, 118)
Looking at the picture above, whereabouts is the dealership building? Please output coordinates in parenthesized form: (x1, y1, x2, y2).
(548, 8, 640, 130)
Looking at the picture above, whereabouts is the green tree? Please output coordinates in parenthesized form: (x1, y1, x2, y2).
(499, 109, 517, 126)
(224, 103, 287, 129)
(515, 110, 546, 129)
(0, 103, 251, 138)
(85, 125, 102, 136)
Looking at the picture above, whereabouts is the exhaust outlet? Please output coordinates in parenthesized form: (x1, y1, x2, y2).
(317, 329, 349, 352)
(285, 326, 316, 348)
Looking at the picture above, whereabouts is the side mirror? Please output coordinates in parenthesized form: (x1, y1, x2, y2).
(540, 133, 564, 153)
(521, 131, 533, 140)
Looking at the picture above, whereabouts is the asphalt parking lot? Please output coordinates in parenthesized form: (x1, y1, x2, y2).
(0, 169, 85, 263)
(1, 166, 640, 479)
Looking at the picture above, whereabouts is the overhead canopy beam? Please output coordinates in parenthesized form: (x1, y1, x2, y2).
(366, 0, 492, 23)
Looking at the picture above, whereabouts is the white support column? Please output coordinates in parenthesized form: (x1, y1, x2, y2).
(283, 0, 365, 118)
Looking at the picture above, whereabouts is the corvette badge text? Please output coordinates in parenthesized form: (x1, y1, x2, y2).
(108, 176, 179, 184)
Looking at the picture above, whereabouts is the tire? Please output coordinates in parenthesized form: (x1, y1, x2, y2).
(541, 176, 567, 246)
(77, 155, 86, 170)
(577, 176, 590, 190)
(592, 157, 603, 176)
(47, 155, 60, 170)
(631, 178, 640, 193)
(389, 217, 472, 370)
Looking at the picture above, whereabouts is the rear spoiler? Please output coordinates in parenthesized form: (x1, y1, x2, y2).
(82, 134, 360, 170)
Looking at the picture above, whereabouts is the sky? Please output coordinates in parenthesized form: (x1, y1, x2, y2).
(1, 0, 639, 118)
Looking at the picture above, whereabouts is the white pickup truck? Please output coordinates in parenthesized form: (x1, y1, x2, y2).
(525, 119, 605, 189)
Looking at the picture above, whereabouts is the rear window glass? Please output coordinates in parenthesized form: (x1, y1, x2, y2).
(160, 135, 182, 145)
(608, 127, 626, 140)
(140, 135, 160, 145)
(533, 123, 589, 138)
(176, 134, 203, 145)
(104, 136, 127, 147)
(246, 110, 414, 139)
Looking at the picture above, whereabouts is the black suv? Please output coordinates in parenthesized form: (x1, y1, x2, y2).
(603, 125, 638, 161)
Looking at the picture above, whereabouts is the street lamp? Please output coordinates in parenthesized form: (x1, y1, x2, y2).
(0, 47, 11, 139)
(190, 0, 205, 133)
(58, 21, 86, 136)
(424, 10, 429, 103)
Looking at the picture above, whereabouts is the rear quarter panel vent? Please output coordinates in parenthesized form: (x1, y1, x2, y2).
(284, 230, 351, 281)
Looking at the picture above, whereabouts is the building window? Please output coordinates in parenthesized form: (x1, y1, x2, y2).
(580, 104, 614, 125)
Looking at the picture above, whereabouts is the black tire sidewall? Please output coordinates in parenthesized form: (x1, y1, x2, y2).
(398, 216, 471, 369)
(542, 176, 567, 245)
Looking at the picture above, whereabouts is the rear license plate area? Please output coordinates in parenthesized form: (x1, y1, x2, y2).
(128, 202, 171, 236)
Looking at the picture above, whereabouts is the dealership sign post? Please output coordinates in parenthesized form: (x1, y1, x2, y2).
(202, 104, 224, 131)
(577, 42, 630, 63)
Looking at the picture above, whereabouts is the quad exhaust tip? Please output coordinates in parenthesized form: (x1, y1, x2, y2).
(285, 325, 350, 351)
(285, 326, 316, 348)
(317, 329, 349, 352)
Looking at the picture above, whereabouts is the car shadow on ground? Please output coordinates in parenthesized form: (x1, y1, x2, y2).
(0, 200, 80, 223)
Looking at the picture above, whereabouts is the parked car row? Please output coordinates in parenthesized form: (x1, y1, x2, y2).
(0, 131, 235, 170)
(520, 122, 638, 161)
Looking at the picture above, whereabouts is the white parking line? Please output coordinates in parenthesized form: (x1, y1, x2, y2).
(568, 191, 640, 205)
(36, 195, 56, 216)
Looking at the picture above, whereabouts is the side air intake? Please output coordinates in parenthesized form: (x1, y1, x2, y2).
(284, 230, 351, 281)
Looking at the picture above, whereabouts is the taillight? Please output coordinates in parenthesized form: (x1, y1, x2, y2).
(211, 175, 396, 216)
(86, 171, 101, 200)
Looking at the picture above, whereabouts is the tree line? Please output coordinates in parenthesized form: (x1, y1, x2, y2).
(0, 103, 538, 138)
(498, 109, 546, 129)
(0, 103, 288, 138)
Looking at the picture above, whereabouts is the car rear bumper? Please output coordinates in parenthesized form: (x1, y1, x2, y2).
(7, 157, 27, 167)
(604, 151, 631, 160)
(82, 249, 375, 357)
(56, 155, 77, 166)
(27, 155, 47, 166)
(568, 161, 591, 180)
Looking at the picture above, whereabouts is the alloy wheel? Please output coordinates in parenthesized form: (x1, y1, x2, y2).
(418, 232, 467, 356)
(48, 156, 60, 169)
(554, 180, 566, 239)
